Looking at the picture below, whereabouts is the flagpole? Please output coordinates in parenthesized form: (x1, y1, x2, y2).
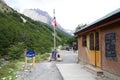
(54, 24, 56, 49)
(53, 9, 56, 49)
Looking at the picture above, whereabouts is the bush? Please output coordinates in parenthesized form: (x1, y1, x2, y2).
(0, 11, 70, 58)
(35, 53, 50, 62)
(0, 60, 20, 79)
(8, 42, 25, 60)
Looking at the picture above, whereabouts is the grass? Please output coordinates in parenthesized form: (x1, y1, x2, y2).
(33, 53, 50, 63)
(0, 60, 20, 80)
(0, 53, 50, 80)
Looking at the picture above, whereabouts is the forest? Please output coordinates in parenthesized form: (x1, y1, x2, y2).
(0, 10, 71, 60)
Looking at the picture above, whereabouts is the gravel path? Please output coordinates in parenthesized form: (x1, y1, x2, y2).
(16, 50, 111, 80)
(16, 50, 77, 80)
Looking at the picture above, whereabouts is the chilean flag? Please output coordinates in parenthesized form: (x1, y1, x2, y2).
(53, 17, 57, 27)
(53, 9, 57, 27)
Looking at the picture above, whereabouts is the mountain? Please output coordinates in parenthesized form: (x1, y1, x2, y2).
(0, 1, 71, 59)
(1, 0, 5, 3)
(65, 29, 75, 35)
(0, 0, 13, 12)
(22, 9, 73, 35)
(23, 9, 52, 25)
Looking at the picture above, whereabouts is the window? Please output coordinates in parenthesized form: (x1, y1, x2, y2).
(89, 33, 94, 50)
(105, 33, 116, 60)
(82, 35, 87, 47)
(95, 32, 99, 50)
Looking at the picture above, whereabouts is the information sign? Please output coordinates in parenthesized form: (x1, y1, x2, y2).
(105, 33, 116, 59)
(26, 50, 35, 57)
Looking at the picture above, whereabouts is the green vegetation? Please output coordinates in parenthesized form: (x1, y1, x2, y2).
(35, 53, 50, 62)
(0, 11, 70, 59)
(26, 53, 50, 63)
(66, 37, 78, 47)
(0, 60, 20, 79)
(0, 53, 50, 80)
(0, 3, 71, 79)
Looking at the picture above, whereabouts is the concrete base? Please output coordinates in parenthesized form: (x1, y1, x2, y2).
(56, 63, 98, 80)
(84, 65, 103, 76)
(103, 70, 120, 80)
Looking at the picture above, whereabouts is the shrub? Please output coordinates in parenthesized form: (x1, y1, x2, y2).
(0, 60, 20, 79)
(35, 53, 50, 62)
(8, 42, 25, 60)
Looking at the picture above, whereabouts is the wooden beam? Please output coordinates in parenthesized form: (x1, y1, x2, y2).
(76, 18, 120, 36)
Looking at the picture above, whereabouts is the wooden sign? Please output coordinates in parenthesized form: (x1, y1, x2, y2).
(24, 50, 36, 69)
(26, 50, 36, 57)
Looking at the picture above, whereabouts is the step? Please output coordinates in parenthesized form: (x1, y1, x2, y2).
(84, 65, 103, 76)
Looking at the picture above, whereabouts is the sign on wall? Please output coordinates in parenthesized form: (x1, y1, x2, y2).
(105, 33, 116, 60)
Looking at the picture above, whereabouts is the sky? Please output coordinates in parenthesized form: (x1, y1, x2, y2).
(5, 0, 120, 30)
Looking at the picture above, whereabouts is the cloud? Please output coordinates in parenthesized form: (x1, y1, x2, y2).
(5, 0, 120, 30)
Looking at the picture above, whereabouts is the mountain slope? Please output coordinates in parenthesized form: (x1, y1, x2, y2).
(0, 1, 71, 59)
(23, 9, 52, 25)
(0, 0, 13, 12)
(23, 9, 73, 35)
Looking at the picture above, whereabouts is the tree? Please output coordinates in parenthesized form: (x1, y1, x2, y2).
(75, 24, 87, 32)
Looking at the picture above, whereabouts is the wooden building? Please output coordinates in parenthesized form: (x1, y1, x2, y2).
(74, 8, 120, 79)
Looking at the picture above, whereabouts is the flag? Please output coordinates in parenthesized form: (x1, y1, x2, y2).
(53, 9, 57, 27)
(53, 18, 57, 27)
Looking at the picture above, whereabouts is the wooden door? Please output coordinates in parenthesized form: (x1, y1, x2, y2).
(89, 32, 101, 67)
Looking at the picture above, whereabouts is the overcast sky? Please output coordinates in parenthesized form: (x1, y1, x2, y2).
(5, 0, 120, 30)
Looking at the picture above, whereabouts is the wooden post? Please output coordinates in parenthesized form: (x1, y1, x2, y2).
(32, 57, 35, 68)
(24, 49, 27, 70)
(24, 49, 36, 69)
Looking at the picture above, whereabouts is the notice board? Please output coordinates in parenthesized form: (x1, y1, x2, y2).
(105, 33, 116, 59)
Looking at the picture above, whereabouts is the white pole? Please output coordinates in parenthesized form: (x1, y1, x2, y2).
(53, 9, 56, 49)
(54, 25, 56, 49)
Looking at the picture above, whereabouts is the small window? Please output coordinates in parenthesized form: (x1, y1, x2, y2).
(89, 33, 94, 50)
(82, 35, 87, 47)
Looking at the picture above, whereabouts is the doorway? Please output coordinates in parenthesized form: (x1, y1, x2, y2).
(89, 32, 101, 67)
